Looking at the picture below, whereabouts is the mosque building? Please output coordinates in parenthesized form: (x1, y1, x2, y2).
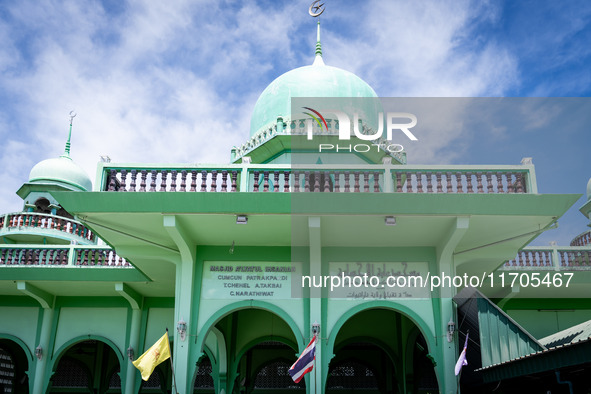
(1, 16, 591, 394)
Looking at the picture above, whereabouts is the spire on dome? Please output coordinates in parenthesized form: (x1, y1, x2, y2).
(309, 1, 325, 66)
(313, 21, 325, 66)
(315, 20, 322, 57)
(62, 110, 76, 158)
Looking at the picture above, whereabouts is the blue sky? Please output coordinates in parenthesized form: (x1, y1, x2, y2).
(0, 0, 589, 245)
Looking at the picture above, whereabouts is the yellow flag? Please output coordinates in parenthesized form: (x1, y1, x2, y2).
(132, 332, 171, 381)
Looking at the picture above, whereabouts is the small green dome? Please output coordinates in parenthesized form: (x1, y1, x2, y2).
(28, 155, 92, 191)
(587, 177, 591, 201)
(250, 57, 379, 137)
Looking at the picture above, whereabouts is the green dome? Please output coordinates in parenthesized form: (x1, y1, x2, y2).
(28, 155, 92, 191)
(250, 56, 379, 137)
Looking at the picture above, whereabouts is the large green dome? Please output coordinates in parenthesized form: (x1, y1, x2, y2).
(249, 56, 379, 137)
(28, 155, 92, 192)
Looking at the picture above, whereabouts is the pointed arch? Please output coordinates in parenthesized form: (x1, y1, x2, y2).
(327, 301, 436, 357)
(50, 335, 124, 368)
(0, 334, 33, 364)
(195, 300, 304, 355)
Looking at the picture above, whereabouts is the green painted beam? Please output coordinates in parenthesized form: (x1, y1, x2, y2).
(51, 191, 580, 217)
(55, 296, 128, 308)
(0, 267, 149, 282)
(16, 281, 54, 309)
(0, 295, 40, 307)
(115, 283, 143, 310)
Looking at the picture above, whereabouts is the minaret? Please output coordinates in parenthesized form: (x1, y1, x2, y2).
(6, 111, 97, 245)
(313, 20, 325, 66)
(61, 110, 76, 159)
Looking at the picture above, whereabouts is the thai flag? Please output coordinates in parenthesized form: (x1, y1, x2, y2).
(454, 332, 469, 376)
(289, 335, 317, 383)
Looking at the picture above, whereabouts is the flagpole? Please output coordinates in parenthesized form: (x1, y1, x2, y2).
(456, 330, 469, 394)
(313, 334, 317, 394)
(166, 328, 179, 394)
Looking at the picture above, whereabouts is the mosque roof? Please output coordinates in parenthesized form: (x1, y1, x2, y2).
(27, 114, 92, 192)
(249, 22, 379, 138)
(28, 155, 92, 192)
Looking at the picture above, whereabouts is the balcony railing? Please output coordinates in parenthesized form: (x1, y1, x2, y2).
(0, 245, 131, 267)
(571, 230, 591, 247)
(98, 162, 537, 194)
(503, 247, 591, 270)
(0, 212, 97, 244)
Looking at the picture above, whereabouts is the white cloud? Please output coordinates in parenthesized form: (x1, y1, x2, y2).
(0, 140, 33, 213)
(0, 0, 305, 197)
(322, 0, 518, 164)
(0, 0, 524, 211)
(326, 0, 518, 97)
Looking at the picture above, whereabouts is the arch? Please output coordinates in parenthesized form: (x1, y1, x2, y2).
(49, 335, 125, 390)
(229, 334, 300, 390)
(206, 327, 227, 374)
(50, 335, 124, 369)
(409, 331, 438, 393)
(404, 325, 422, 371)
(192, 348, 215, 393)
(195, 300, 304, 356)
(327, 301, 436, 358)
(201, 344, 215, 366)
(327, 303, 437, 394)
(0, 334, 33, 364)
(0, 335, 32, 394)
(47, 335, 124, 393)
(34, 197, 51, 214)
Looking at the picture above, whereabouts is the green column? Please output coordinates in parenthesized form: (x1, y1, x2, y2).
(16, 282, 55, 394)
(173, 258, 195, 393)
(125, 309, 141, 394)
(115, 283, 143, 394)
(33, 307, 54, 394)
(164, 215, 197, 394)
(308, 217, 322, 394)
(218, 373, 227, 394)
(438, 296, 457, 394)
(436, 217, 469, 394)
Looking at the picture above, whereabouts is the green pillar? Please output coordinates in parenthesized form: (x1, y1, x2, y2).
(16, 282, 55, 394)
(308, 217, 322, 394)
(436, 217, 469, 394)
(33, 307, 54, 394)
(173, 256, 195, 393)
(125, 309, 141, 394)
(164, 215, 197, 394)
(438, 296, 457, 394)
(218, 373, 227, 394)
(115, 283, 143, 394)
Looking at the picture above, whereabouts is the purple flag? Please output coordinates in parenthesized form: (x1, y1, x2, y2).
(454, 332, 469, 376)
